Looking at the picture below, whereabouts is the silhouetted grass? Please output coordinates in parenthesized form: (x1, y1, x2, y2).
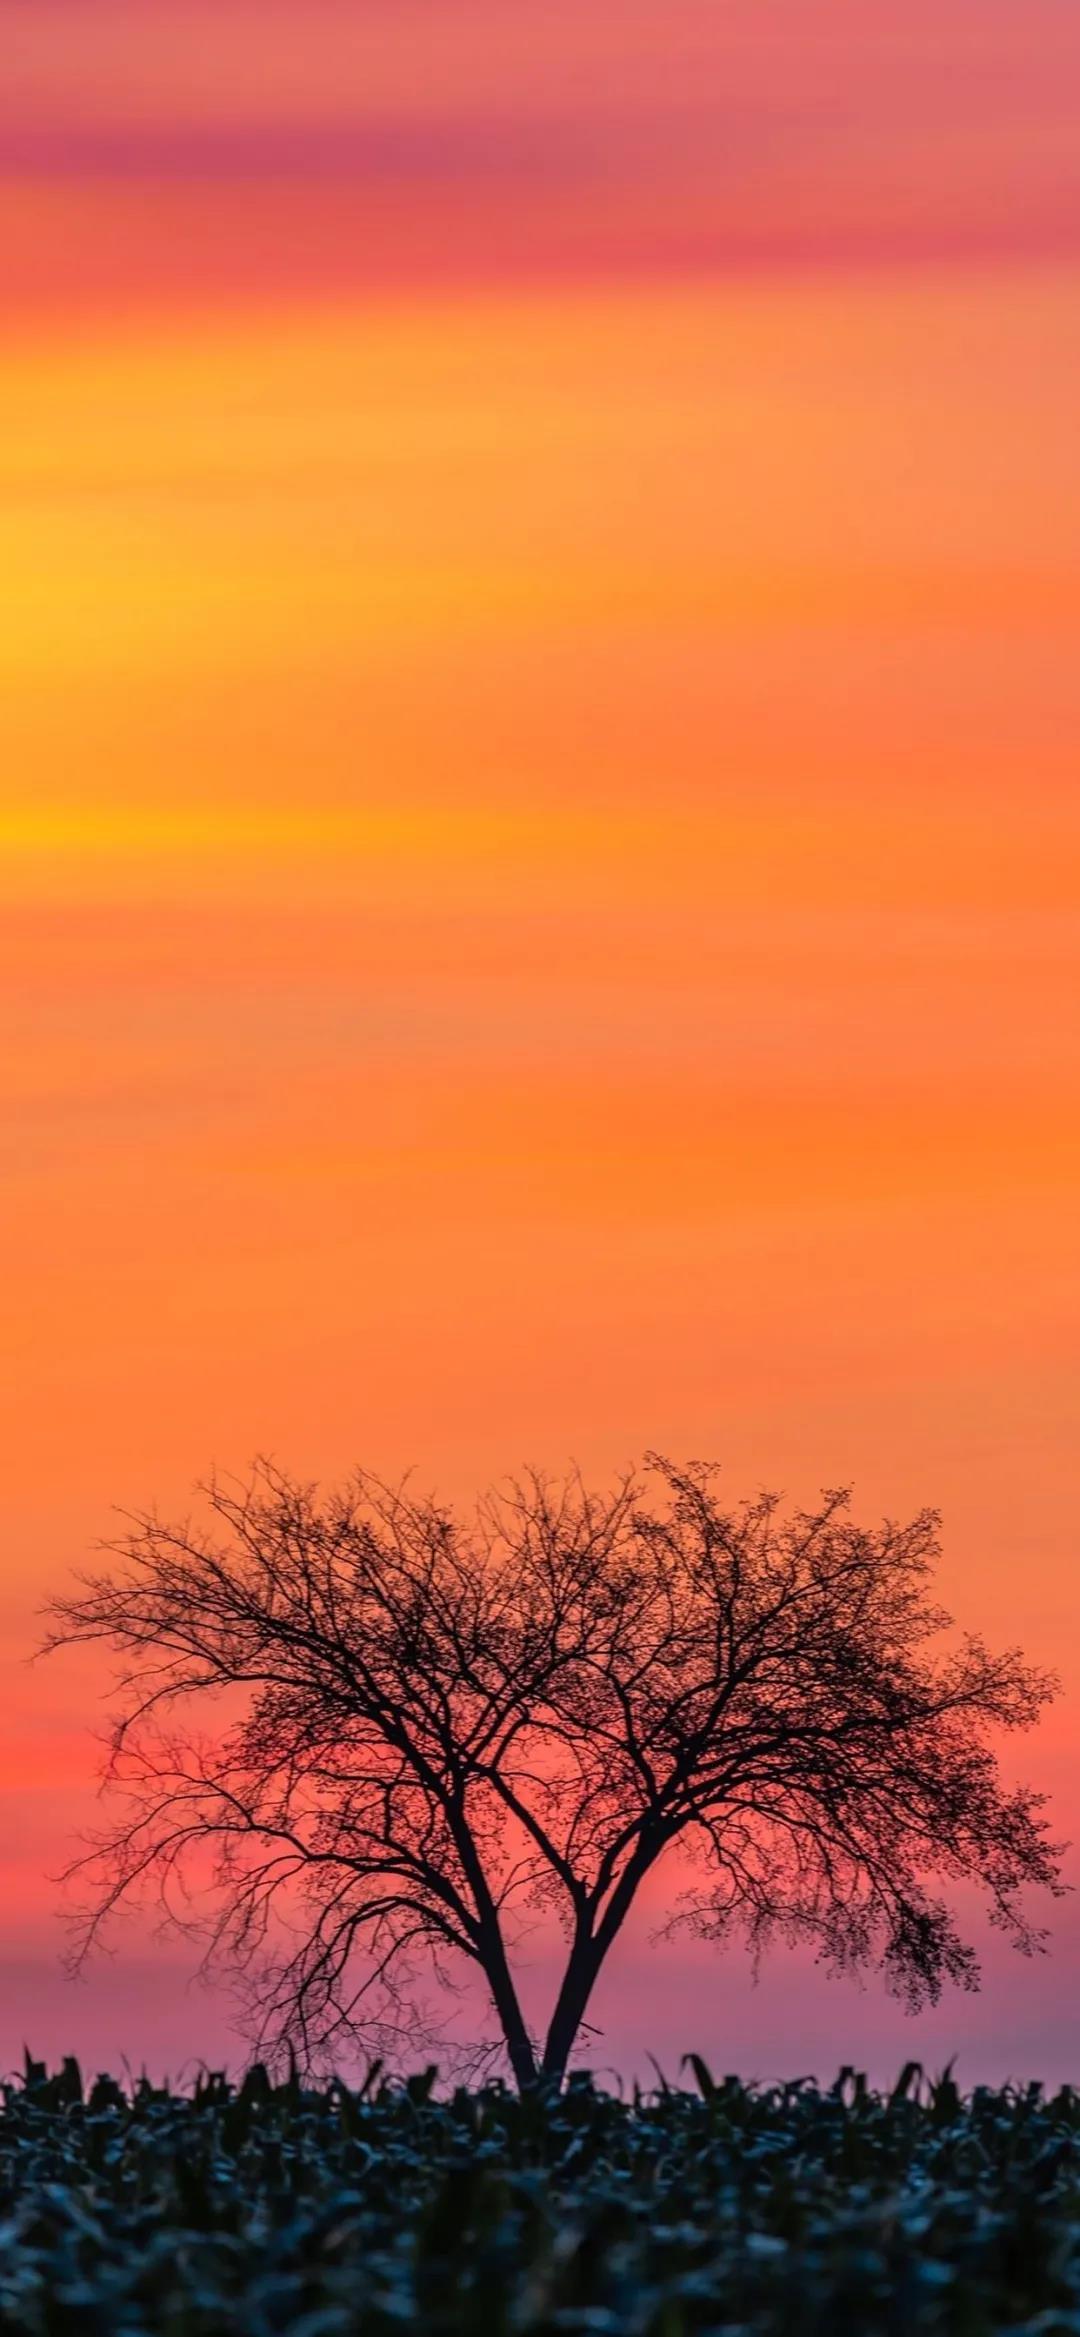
(1, 2051, 1078, 2332)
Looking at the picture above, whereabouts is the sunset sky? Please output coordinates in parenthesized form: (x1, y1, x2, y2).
(4, 0, 1080, 2085)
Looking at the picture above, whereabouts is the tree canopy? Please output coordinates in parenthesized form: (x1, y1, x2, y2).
(45, 1455, 1063, 2089)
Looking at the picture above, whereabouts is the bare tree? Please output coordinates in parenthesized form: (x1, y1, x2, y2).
(44, 1456, 1063, 2091)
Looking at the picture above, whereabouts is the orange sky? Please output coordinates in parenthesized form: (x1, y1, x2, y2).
(3, 0, 1079, 2085)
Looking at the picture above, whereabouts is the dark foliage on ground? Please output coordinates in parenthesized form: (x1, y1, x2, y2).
(1, 2053, 1079, 2335)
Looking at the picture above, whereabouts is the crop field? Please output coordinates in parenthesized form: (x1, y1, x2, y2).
(1, 2054, 1078, 2335)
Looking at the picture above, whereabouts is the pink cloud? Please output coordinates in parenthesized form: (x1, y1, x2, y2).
(4, 0, 1080, 326)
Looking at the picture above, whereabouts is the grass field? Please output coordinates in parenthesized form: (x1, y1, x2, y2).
(1, 2053, 1078, 2333)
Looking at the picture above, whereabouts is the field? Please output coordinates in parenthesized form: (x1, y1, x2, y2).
(1, 2055, 1078, 2335)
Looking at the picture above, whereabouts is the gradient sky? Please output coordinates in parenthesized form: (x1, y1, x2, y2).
(4, 0, 1080, 2087)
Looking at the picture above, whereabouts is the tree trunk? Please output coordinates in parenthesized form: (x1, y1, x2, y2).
(477, 1923, 538, 2091)
(501, 2006, 539, 2094)
(540, 1935, 602, 2088)
(541, 1837, 666, 2086)
(446, 1800, 538, 2091)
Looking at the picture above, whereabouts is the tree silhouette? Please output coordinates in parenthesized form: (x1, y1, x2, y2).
(45, 1456, 1063, 2090)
